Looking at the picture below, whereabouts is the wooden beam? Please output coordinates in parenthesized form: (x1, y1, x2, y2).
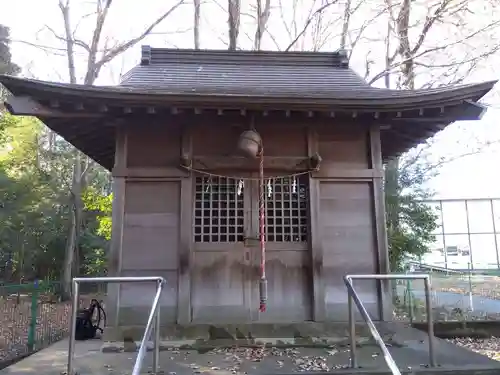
(311, 166, 383, 179)
(370, 124, 391, 321)
(105, 126, 128, 340)
(178, 125, 193, 324)
(307, 127, 325, 322)
(5, 96, 101, 118)
(112, 167, 189, 179)
(191, 155, 311, 171)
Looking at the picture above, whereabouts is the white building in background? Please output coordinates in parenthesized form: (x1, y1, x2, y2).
(416, 198, 500, 271)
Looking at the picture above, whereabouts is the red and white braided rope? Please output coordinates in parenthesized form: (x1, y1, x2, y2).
(259, 148, 267, 312)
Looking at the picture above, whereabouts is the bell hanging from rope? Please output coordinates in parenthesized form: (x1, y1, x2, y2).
(238, 129, 262, 159)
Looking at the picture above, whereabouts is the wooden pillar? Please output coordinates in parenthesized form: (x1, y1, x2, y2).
(106, 126, 127, 338)
(369, 124, 391, 321)
(308, 128, 325, 321)
(177, 126, 193, 324)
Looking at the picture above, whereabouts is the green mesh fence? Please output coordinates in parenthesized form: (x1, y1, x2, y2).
(0, 280, 104, 366)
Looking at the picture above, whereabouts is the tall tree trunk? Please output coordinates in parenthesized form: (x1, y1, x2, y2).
(385, 0, 418, 273)
(193, 0, 201, 49)
(340, 0, 351, 50)
(227, 0, 241, 50)
(60, 0, 81, 300)
(395, 0, 414, 90)
(253, 0, 271, 51)
(62, 151, 83, 299)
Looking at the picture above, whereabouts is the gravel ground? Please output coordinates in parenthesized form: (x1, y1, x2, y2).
(449, 338, 500, 361)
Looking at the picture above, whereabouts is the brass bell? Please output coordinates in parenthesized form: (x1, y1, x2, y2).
(238, 130, 262, 158)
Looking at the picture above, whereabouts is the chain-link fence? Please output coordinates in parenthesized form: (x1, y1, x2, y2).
(389, 198, 500, 322)
(0, 280, 105, 367)
(393, 265, 500, 323)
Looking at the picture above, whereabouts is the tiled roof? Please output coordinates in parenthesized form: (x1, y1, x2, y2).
(120, 47, 373, 97)
(117, 47, 494, 102)
(0, 47, 497, 170)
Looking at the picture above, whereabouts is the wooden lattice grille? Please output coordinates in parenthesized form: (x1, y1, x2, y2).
(194, 176, 245, 243)
(265, 176, 308, 242)
(193, 175, 309, 243)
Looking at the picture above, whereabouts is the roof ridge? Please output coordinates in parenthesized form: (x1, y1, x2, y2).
(139, 45, 350, 68)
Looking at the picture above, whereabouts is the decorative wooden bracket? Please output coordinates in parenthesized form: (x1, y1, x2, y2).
(180, 153, 192, 169)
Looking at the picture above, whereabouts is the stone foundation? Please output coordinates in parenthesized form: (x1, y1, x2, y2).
(102, 322, 400, 350)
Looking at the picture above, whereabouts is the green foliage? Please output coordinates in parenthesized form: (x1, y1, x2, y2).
(387, 197, 438, 271)
(83, 188, 112, 240)
(0, 113, 110, 282)
(385, 147, 439, 272)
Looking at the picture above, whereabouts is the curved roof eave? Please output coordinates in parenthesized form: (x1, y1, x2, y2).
(0, 74, 496, 113)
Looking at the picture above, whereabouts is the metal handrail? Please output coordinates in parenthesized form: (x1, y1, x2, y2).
(68, 276, 166, 375)
(344, 274, 435, 375)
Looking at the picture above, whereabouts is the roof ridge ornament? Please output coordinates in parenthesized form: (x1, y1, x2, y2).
(337, 49, 349, 68)
(141, 45, 152, 66)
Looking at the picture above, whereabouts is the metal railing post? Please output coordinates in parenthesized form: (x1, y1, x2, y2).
(67, 276, 165, 375)
(344, 274, 436, 375)
(423, 276, 435, 367)
(27, 279, 39, 351)
(467, 262, 474, 312)
(132, 281, 163, 375)
(153, 280, 161, 374)
(348, 291, 356, 367)
(345, 276, 401, 375)
(68, 279, 79, 375)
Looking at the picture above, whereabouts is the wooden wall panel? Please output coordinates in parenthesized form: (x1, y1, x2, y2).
(120, 180, 180, 323)
(252, 250, 312, 322)
(317, 126, 369, 168)
(256, 125, 308, 157)
(118, 269, 178, 325)
(191, 123, 308, 157)
(126, 124, 181, 167)
(191, 124, 242, 156)
(320, 181, 379, 321)
(191, 249, 248, 322)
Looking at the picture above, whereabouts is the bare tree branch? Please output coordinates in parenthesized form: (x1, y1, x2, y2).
(45, 24, 91, 52)
(83, 0, 113, 84)
(368, 18, 500, 86)
(284, 0, 339, 52)
(11, 39, 67, 56)
(88, 0, 185, 84)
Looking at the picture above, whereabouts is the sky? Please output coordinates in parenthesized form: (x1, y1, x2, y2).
(1, 0, 500, 202)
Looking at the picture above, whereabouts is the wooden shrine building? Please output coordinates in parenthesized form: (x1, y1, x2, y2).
(0, 47, 495, 339)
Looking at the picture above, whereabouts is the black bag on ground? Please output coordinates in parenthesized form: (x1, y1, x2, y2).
(74, 299, 106, 341)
